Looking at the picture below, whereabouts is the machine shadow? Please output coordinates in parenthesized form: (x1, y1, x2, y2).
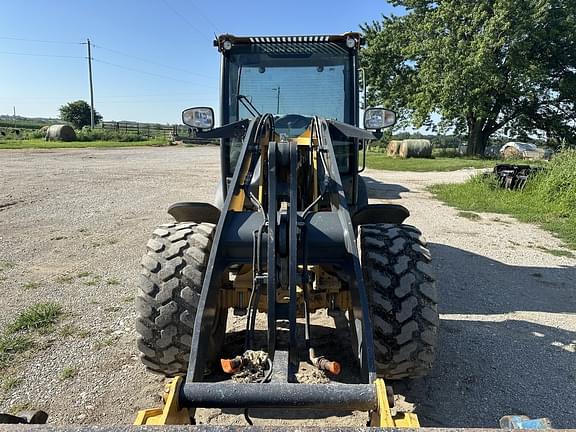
(211, 243, 575, 426)
(396, 243, 576, 428)
(362, 175, 410, 200)
(430, 242, 576, 315)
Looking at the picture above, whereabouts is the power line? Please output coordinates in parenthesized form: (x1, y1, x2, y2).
(91, 43, 212, 79)
(0, 50, 216, 87)
(0, 36, 81, 45)
(97, 92, 201, 98)
(0, 51, 83, 59)
(157, 0, 212, 38)
(92, 58, 215, 85)
(187, 2, 220, 34)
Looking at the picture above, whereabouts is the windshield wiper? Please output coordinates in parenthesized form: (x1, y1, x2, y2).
(238, 95, 261, 117)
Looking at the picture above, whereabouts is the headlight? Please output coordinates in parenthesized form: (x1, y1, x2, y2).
(346, 36, 357, 49)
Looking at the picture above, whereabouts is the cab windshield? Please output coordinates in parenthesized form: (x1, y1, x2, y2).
(223, 42, 356, 175)
(226, 43, 354, 125)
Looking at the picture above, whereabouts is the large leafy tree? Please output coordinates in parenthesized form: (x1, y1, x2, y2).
(362, 0, 576, 154)
(59, 100, 102, 129)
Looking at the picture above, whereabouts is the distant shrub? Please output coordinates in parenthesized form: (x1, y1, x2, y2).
(432, 147, 459, 158)
(76, 129, 149, 142)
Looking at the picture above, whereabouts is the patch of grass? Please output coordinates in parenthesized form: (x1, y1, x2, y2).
(0, 334, 33, 369)
(9, 402, 32, 415)
(536, 246, 574, 258)
(106, 278, 120, 286)
(457, 211, 481, 221)
(430, 150, 576, 250)
(59, 324, 79, 337)
(77, 329, 91, 338)
(0, 138, 168, 150)
(22, 281, 40, 290)
(94, 336, 116, 350)
(122, 295, 134, 303)
(59, 366, 77, 380)
(0, 261, 15, 272)
(56, 274, 74, 284)
(103, 306, 121, 313)
(2, 377, 23, 391)
(366, 152, 497, 172)
(77, 271, 91, 278)
(7, 302, 63, 333)
(83, 275, 100, 286)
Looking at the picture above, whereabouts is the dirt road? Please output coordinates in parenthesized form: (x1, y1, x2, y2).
(0, 146, 574, 427)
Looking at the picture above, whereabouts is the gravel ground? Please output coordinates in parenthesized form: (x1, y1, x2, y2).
(0, 146, 574, 428)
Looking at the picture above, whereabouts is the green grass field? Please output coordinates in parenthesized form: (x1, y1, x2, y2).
(366, 152, 497, 172)
(0, 138, 168, 149)
(430, 150, 576, 249)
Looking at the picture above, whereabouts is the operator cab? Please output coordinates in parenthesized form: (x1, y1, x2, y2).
(183, 33, 395, 208)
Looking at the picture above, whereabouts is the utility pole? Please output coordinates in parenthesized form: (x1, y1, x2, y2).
(13, 106, 16, 128)
(273, 87, 280, 114)
(86, 38, 95, 128)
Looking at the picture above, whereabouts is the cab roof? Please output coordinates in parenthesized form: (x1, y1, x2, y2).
(214, 32, 363, 52)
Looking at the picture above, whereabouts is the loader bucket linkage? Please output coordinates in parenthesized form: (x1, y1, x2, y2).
(136, 114, 417, 426)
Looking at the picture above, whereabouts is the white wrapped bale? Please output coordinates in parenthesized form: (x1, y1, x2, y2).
(398, 139, 432, 158)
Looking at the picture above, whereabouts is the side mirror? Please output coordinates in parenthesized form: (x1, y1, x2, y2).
(364, 108, 396, 130)
(182, 107, 214, 130)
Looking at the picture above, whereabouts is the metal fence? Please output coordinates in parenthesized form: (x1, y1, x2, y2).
(99, 121, 189, 138)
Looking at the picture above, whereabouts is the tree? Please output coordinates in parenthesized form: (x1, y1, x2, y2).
(59, 100, 102, 129)
(362, 0, 576, 155)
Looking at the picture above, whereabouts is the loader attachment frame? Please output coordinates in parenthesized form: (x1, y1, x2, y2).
(168, 115, 385, 423)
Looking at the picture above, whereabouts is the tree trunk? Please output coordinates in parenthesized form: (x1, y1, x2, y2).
(466, 119, 490, 156)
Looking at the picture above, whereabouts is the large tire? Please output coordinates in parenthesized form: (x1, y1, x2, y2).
(136, 222, 227, 376)
(359, 224, 439, 379)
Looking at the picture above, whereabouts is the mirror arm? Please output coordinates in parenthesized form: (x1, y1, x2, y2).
(196, 119, 250, 139)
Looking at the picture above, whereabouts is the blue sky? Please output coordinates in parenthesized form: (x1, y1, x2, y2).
(0, 1, 399, 124)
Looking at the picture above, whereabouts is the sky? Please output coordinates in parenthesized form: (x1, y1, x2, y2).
(0, 0, 400, 124)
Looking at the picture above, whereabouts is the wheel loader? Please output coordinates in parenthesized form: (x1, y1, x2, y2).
(133, 32, 438, 427)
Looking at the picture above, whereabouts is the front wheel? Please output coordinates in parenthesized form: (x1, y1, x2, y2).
(136, 222, 227, 376)
(359, 224, 439, 379)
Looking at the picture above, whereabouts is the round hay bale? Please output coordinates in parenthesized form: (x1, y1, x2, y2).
(45, 124, 76, 142)
(398, 139, 432, 158)
(387, 140, 402, 157)
(502, 146, 521, 159)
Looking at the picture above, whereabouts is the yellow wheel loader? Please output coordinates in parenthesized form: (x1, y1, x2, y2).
(134, 33, 432, 427)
